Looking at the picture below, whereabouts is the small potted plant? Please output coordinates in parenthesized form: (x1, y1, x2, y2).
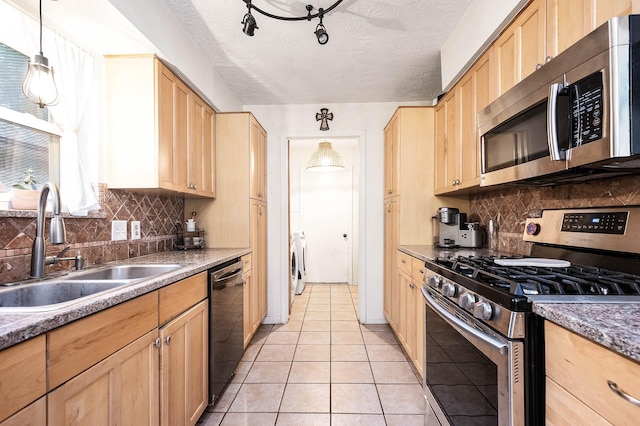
(10, 168, 40, 210)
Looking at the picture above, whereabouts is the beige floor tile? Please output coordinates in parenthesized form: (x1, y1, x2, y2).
(330, 361, 374, 383)
(249, 331, 270, 346)
(385, 414, 425, 426)
(228, 383, 285, 412)
(331, 344, 368, 362)
(288, 361, 330, 383)
(331, 383, 382, 414)
(331, 285, 351, 293)
(258, 324, 275, 333)
(220, 412, 278, 426)
(307, 303, 331, 311)
(331, 414, 386, 426)
(377, 384, 425, 414)
(275, 413, 330, 425)
(331, 311, 357, 321)
(279, 383, 330, 413)
(211, 383, 242, 412)
(272, 320, 303, 332)
(331, 331, 364, 345)
(362, 331, 398, 345)
(199, 411, 224, 425)
(230, 361, 253, 384)
(349, 285, 359, 292)
(311, 286, 331, 293)
(330, 297, 354, 305)
(302, 320, 331, 332)
(288, 310, 305, 320)
(330, 304, 354, 312)
(360, 324, 391, 332)
(264, 332, 300, 345)
(294, 344, 331, 362)
(298, 331, 331, 345)
(331, 320, 360, 332)
(255, 345, 297, 362)
(304, 311, 331, 320)
(365, 344, 408, 362)
(370, 362, 420, 384)
(242, 344, 262, 362)
(245, 362, 292, 383)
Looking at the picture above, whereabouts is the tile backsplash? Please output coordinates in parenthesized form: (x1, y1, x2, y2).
(0, 184, 184, 284)
(469, 175, 640, 255)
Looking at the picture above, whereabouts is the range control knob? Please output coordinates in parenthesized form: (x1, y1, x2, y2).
(526, 222, 541, 236)
(427, 276, 441, 289)
(473, 301, 493, 320)
(442, 282, 457, 297)
(458, 292, 476, 310)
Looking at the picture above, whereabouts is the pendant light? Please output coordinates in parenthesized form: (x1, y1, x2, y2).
(22, 0, 59, 108)
(306, 141, 344, 171)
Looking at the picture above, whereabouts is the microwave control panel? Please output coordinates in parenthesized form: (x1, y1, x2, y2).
(571, 72, 603, 146)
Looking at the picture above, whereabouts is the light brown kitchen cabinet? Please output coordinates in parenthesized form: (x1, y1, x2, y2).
(0, 397, 46, 426)
(159, 300, 208, 426)
(383, 112, 399, 198)
(187, 112, 268, 345)
(384, 197, 399, 330)
(545, 321, 640, 425)
(242, 254, 255, 347)
(105, 55, 216, 198)
(411, 256, 425, 379)
(434, 90, 459, 194)
(48, 330, 160, 426)
(0, 335, 46, 423)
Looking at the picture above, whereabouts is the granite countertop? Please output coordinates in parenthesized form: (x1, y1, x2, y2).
(399, 245, 640, 364)
(0, 248, 250, 351)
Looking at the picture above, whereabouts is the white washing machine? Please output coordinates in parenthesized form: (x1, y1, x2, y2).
(290, 234, 298, 306)
(292, 231, 307, 294)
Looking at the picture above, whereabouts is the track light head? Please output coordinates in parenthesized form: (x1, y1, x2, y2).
(315, 23, 328, 45)
(242, 12, 258, 36)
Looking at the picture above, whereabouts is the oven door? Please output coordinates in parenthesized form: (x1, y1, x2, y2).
(422, 286, 524, 426)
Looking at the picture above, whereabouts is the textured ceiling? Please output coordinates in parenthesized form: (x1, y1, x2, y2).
(162, 0, 473, 105)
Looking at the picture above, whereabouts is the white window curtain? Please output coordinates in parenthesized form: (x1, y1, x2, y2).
(14, 2, 100, 215)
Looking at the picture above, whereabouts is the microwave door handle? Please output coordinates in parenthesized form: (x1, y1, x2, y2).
(547, 83, 566, 161)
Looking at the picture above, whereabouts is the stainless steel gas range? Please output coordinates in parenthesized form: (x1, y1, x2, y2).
(422, 206, 640, 426)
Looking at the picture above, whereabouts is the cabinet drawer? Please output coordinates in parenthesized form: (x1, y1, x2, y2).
(0, 335, 46, 422)
(545, 321, 640, 425)
(546, 378, 610, 426)
(241, 253, 252, 272)
(0, 396, 46, 426)
(411, 257, 425, 284)
(159, 272, 207, 324)
(48, 291, 158, 390)
(397, 251, 412, 276)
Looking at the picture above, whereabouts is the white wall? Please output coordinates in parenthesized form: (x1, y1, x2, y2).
(440, 0, 529, 91)
(246, 101, 429, 324)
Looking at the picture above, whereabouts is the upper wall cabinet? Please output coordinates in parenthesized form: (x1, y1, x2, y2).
(105, 55, 216, 198)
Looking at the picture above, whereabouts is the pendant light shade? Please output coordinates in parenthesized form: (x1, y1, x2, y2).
(306, 142, 344, 171)
(22, 0, 59, 108)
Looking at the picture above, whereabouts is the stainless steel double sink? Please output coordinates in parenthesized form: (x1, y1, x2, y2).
(0, 264, 183, 312)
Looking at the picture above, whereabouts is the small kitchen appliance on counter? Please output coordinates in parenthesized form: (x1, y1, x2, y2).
(436, 207, 484, 248)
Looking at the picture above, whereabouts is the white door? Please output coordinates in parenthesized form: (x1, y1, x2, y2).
(300, 167, 352, 283)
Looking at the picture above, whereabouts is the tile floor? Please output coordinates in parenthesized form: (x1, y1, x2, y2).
(198, 283, 425, 425)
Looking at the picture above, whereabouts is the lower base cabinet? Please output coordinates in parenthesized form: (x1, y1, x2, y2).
(0, 397, 46, 426)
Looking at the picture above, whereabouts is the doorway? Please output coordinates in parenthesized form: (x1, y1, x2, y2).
(288, 138, 359, 293)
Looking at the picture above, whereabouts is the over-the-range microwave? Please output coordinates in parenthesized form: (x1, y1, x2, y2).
(478, 14, 640, 187)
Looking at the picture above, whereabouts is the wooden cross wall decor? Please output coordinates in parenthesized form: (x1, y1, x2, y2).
(316, 108, 333, 131)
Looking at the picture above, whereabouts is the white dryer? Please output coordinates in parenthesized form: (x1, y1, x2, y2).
(292, 231, 307, 294)
(290, 234, 298, 306)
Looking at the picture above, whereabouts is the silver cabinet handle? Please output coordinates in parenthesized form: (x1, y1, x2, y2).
(154, 338, 161, 348)
(608, 380, 640, 407)
(165, 335, 171, 345)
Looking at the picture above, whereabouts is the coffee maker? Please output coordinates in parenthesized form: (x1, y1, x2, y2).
(436, 207, 484, 248)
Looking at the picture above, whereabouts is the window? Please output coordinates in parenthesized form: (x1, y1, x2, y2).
(0, 42, 59, 196)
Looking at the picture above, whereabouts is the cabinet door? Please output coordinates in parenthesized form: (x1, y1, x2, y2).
(435, 94, 459, 193)
(0, 397, 45, 426)
(384, 198, 400, 330)
(250, 199, 267, 332)
(250, 117, 267, 200)
(384, 112, 399, 198)
(158, 63, 189, 193)
(160, 300, 208, 426)
(188, 95, 216, 197)
(243, 268, 254, 347)
(397, 270, 410, 348)
(458, 72, 477, 188)
(48, 330, 159, 426)
(405, 276, 417, 363)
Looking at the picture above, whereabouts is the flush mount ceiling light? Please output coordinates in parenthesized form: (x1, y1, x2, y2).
(306, 141, 345, 171)
(241, 0, 343, 45)
(22, 0, 59, 108)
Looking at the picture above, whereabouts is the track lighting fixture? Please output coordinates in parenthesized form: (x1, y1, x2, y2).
(241, 0, 342, 45)
(22, 0, 58, 108)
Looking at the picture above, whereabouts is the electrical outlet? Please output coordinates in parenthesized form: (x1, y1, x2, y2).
(131, 221, 141, 240)
(111, 220, 127, 241)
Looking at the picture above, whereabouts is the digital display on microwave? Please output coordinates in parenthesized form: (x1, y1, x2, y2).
(570, 72, 604, 146)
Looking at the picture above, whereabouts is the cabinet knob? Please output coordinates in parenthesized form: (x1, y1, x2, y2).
(165, 335, 171, 345)
(387, 189, 392, 194)
(154, 338, 161, 348)
(258, 192, 263, 197)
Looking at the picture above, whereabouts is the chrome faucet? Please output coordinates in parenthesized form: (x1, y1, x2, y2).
(30, 182, 67, 278)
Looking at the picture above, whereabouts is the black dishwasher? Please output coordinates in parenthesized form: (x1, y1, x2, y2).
(208, 258, 244, 406)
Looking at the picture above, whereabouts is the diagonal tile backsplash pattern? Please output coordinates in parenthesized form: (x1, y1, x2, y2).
(470, 175, 640, 255)
(0, 184, 184, 284)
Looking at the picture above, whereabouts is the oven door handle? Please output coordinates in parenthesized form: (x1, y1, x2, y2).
(422, 287, 508, 356)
